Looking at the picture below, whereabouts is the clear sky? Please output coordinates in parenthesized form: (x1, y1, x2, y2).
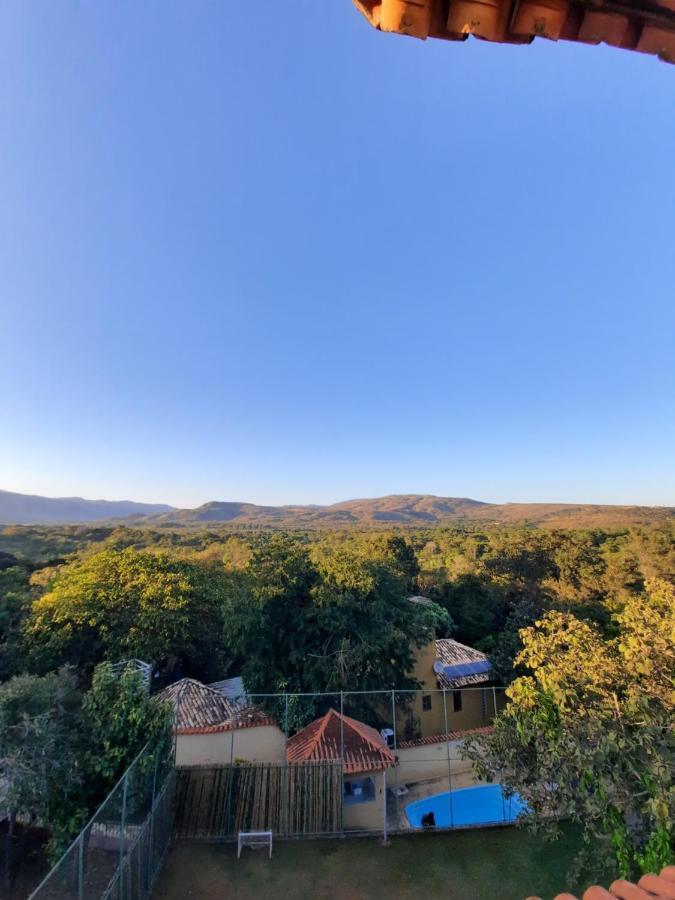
(1, 2, 673, 508)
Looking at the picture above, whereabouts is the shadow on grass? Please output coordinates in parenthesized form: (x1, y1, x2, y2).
(153, 824, 606, 900)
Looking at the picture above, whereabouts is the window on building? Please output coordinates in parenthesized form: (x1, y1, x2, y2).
(422, 694, 432, 711)
(453, 690, 462, 712)
(343, 777, 376, 804)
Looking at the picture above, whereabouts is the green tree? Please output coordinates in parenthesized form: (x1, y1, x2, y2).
(25, 547, 228, 678)
(479, 594, 544, 683)
(0, 564, 32, 680)
(0, 669, 85, 879)
(81, 661, 172, 796)
(223, 534, 449, 727)
(464, 578, 675, 879)
(439, 574, 506, 646)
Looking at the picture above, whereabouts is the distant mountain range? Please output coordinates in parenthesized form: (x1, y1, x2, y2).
(1, 489, 672, 529)
(0, 490, 173, 525)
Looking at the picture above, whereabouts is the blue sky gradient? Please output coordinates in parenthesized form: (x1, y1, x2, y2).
(1, 1, 673, 507)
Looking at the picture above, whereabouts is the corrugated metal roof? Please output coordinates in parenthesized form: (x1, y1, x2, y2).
(354, 0, 675, 64)
(434, 638, 493, 688)
(208, 676, 247, 703)
(287, 708, 395, 774)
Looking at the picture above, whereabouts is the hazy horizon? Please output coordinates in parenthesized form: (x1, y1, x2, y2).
(2, 484, 672, 511)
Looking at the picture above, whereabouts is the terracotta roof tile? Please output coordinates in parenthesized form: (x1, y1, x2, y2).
(157, 678, 274, 734)
(177, 706, 275, 735)
(398, 725, 494, 749)
(287, 708, 394, 774)
(531, 867, 675, 900)
(354, 0, 675, 64)
(608, 880, 655, 899)
(637, 875, 675, 898)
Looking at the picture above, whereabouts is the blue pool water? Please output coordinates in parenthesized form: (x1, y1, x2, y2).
(405, 784, 527, 829)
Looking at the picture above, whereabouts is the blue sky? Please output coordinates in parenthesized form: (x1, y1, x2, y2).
(1, 1, 673, 508)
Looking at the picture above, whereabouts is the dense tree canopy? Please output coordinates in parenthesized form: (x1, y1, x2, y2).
(464, 578, 675, 878)
(0, 661, 172, 868)
(24, 547, 229, 679)
(0, 519, 672, 879)
(0, 563, 32, 680)
(223, 534, 449, 727)
(0, 668, 83, 850)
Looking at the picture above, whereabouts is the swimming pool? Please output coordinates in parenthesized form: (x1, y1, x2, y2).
(405, 784, 527, 829)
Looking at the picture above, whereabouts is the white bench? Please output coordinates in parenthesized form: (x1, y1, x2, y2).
(237, 830, 273, 859)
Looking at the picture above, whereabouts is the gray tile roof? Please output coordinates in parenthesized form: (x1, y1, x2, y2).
(157, 677, 274, 734)
(157, 678, 239, 731)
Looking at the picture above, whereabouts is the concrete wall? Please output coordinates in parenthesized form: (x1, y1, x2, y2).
(175, 724, 287, 768)
(343, 771, 387, 831)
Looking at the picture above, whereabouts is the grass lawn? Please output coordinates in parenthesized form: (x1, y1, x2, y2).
(153, 826, 590, 900)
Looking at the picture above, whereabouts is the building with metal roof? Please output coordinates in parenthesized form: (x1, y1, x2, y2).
(395, 637, 500, 741)
(434, 638, 493, 689)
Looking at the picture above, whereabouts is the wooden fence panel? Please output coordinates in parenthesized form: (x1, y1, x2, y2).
(174, 761, 343, 839)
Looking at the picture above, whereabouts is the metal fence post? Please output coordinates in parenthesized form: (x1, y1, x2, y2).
(147, 752, 159, 889)
(442, 687, 454, 828)
(77, 831, 84, 900)
(492, 685, 498, 718)
(339, 692, 344, 761)
(339, 692, 345, 834)
(119, 770, 129, 898)
(382, 768, 388, 845)
(390, 690, 398, 833)
(284, 693, 290, 837)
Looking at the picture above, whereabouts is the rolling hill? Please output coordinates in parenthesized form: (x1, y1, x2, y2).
(0, 489, 174, 525)
(1, 490, 672, 529)
(143, 494, 672, 530)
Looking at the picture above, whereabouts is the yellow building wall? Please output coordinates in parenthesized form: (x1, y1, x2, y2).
(176, 724, 287, 767)
(343, 770, 387, 831)
(396, 642, 499, 739)
(396, 738, 476, 784)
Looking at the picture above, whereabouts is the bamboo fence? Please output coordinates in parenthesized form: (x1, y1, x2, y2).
(174, 761, 343, 839)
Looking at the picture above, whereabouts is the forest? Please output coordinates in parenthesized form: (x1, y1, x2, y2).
(0, 520, 673, 881)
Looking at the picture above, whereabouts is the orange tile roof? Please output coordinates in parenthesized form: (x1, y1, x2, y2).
(398, 725, 494, 748)
(353, 0, 675, 64)
(527, 864, 675, 900)
(177, 707, 275, 735)
(286, 708, 395, 774)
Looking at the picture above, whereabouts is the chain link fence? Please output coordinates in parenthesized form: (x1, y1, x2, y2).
(27, 684, 513, 898)
(172, 685, 514, 842)
(28, 737, 175, 900)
